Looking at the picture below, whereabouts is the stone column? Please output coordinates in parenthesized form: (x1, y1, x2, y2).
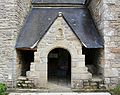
(71, 55, 92, 89)
(26, 51, 47, 87)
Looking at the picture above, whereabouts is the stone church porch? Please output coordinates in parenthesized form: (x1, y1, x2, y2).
(15, 0, 104, 90)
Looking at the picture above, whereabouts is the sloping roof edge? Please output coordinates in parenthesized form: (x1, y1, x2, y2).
(15, 8, 103, 49)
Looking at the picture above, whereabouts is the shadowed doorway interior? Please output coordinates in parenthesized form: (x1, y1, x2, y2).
(48, 48, 71, 86)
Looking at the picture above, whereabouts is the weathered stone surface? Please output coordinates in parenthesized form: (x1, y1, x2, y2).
(104, 78, 111, 84)
(35, 63, 47, 71)
(17, 77, 35, 89)
(0, 0, 120, 90)
(110, 78, 118, 84)
(0, 0, 31, 87)
(72, 67, 88, 74)
(8, 92, 111, 95)
(104, 68, 119, 77)
(72, 73, 92, 80)
(89, 0, 120, 89)
(30, 62, 36, 71)
(27, 16, 91, 88)
(18, 76, 27, 81)
(71, 80, 83, 89)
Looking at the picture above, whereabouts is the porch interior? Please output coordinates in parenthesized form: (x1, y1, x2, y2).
(48, 48, 71, 87)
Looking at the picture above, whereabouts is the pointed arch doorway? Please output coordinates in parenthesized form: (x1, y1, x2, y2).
(48, 48, 71, 85)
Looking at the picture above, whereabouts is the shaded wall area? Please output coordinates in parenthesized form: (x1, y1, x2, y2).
(82, 46, 103, 77)
(17, 50, 34, 77)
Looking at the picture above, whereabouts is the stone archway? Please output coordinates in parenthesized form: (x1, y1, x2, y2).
(27, 42, 92, 88)
(48, 48, 71, 85)
(26, 16, 92, 88)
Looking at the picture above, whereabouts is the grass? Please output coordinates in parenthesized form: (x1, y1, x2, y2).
(110, 84, 120, 95)
(0, 83, 7, 95)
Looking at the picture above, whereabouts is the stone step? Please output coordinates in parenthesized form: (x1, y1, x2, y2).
(82, 77, 106, 90)
(91, 77, 103, 82)
(18, 76, 28, 81)
(17, 76, 35, 89)
(9, 92, 111, 95)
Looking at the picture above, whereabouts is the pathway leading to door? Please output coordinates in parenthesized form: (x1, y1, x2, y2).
(47, 81, 72, 92)
(48, 76, 71, 91)
(9, 80, 111, 95)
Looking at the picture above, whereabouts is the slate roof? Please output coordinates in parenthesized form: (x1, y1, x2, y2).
(15, 7, 103, 49)
(32, 0, 88, 4)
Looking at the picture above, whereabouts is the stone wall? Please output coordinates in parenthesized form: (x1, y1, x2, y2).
(0, 0, 120, 89)
(89, 0, 120, 89)
(0, 0, 31, 87)
(15, 0, 31, 81)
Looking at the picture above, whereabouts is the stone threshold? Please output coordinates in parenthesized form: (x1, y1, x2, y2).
(9, 92, 111, 95)
(7, 88, 108, 92)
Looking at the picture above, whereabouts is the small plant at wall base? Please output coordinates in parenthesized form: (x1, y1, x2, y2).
(111, 84, 120, 95)
(0, 83, 7, 95)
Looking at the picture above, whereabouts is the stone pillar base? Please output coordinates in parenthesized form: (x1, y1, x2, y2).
(26, 71, 47, 88)
(71, 66, 92, 89)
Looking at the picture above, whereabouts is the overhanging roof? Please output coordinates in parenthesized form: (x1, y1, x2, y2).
(15, 7, 103, 49)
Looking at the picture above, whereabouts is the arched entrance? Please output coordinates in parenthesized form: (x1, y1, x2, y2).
(48, 48, 71, 85)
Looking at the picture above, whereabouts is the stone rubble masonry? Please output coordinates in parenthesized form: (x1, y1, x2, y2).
(0, 0, 31, 87)
(27, 16, 92, 88)
(89, 0, 120, 89)
(0, 0, 120, 89)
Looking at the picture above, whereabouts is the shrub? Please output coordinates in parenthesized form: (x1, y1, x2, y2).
(111, 84, 120, 95)
(0, 83, 7, 95)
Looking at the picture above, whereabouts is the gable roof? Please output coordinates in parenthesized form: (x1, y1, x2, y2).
(15, 7, 103, 49)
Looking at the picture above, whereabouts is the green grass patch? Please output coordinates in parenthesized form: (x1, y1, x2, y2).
(111, 84, 120, 95)
(0, 83, 7, 95)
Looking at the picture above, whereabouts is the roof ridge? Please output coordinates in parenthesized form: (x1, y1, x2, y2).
(32, 0, 87, 4)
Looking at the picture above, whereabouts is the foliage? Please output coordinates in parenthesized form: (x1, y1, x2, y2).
(0, 83, 7, 95)
(111, 84, 120, 95)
